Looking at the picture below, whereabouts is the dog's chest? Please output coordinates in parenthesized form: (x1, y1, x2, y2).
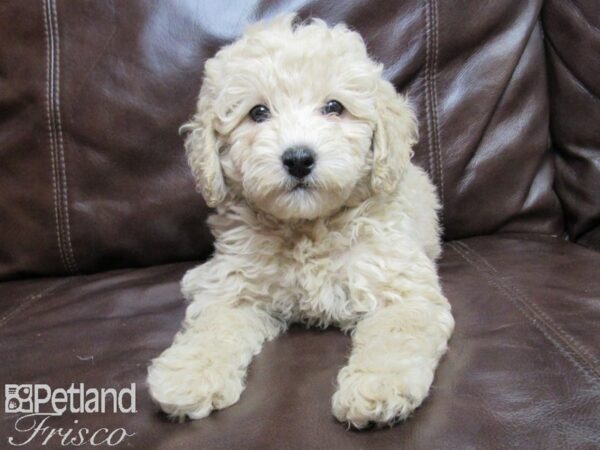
(272, 230, 371, 327)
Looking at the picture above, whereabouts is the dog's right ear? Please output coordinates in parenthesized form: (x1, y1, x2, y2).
(181, 83, 227, 208)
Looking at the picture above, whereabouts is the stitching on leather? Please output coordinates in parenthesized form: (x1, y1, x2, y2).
(43, 0, 78, 275)
(424, 0, 444, 222)
(43, 0, 69, 273)
(0, 280, 70, 330)
(449, 241, 600, 385)
(454, 240, 600, 381)
(455, 240, 600, 369)
(51, 0, 78, 274)
(44, 0, 68, 272)
(423, 2, 433, 177)
(423, 1, 435, 180)
(431, 0, 444, 220)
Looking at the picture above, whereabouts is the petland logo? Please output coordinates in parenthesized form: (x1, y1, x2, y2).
(4, 383, 136, 447)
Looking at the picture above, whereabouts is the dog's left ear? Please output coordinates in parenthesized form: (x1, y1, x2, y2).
(371, 80, 417, 195)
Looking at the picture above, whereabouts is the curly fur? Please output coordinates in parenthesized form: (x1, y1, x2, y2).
(148, 14, 454, 429)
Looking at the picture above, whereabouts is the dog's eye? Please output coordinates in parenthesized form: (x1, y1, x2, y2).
(249, 105, 271, 123)
(322, 100, 344, 116)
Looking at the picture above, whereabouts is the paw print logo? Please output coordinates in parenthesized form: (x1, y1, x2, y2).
(4, 385, 33, 413)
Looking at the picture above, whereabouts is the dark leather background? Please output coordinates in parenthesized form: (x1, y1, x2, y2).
(1, 1, 599, 449)
(0, 0, 571, 280)
(543, 0, 600, 251)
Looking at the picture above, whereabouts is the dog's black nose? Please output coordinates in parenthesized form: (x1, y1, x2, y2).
(282, 147, 315, 179)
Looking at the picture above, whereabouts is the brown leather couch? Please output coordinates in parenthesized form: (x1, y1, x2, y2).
(1, 1, 599, 448)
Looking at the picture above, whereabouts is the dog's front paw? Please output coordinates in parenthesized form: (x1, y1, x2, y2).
(332, 364, 433, 429)
(147, 355, 245, 421)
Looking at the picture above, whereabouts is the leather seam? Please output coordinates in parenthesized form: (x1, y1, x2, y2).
(449, 241, 600, 385)
(43, 0, 78, 275)
(42, 0, 68, 274)
(455, 240, 600, 369)
(431, 0, 444, 220)
(424, 0, 444, 221)
(51, 0, 78, 274)
(0, 280, 70, 330)
(423, 1, 435, 184)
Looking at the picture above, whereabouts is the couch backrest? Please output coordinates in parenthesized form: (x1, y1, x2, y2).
(0, 0, 569, 280)
(543, 0, 600, 251)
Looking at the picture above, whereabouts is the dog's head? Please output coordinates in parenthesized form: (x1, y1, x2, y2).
(183, 14, 416, 220)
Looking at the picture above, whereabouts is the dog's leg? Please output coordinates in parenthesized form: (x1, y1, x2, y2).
(148, 302, 283, 420)
(332, 259, 454, 428)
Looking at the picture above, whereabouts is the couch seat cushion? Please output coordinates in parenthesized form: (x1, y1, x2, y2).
(1, 234, 599, 449)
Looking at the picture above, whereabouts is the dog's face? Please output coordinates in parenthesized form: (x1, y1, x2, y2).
(184, 15, 417, 221)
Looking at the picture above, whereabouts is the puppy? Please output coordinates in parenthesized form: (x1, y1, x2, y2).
(147, 14, 454, 429)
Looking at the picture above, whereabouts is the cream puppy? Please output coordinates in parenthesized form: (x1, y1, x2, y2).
(147, 14, 454, 429)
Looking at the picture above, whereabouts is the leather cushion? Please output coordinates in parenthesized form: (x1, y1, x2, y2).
(1, 234, 598, 448)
